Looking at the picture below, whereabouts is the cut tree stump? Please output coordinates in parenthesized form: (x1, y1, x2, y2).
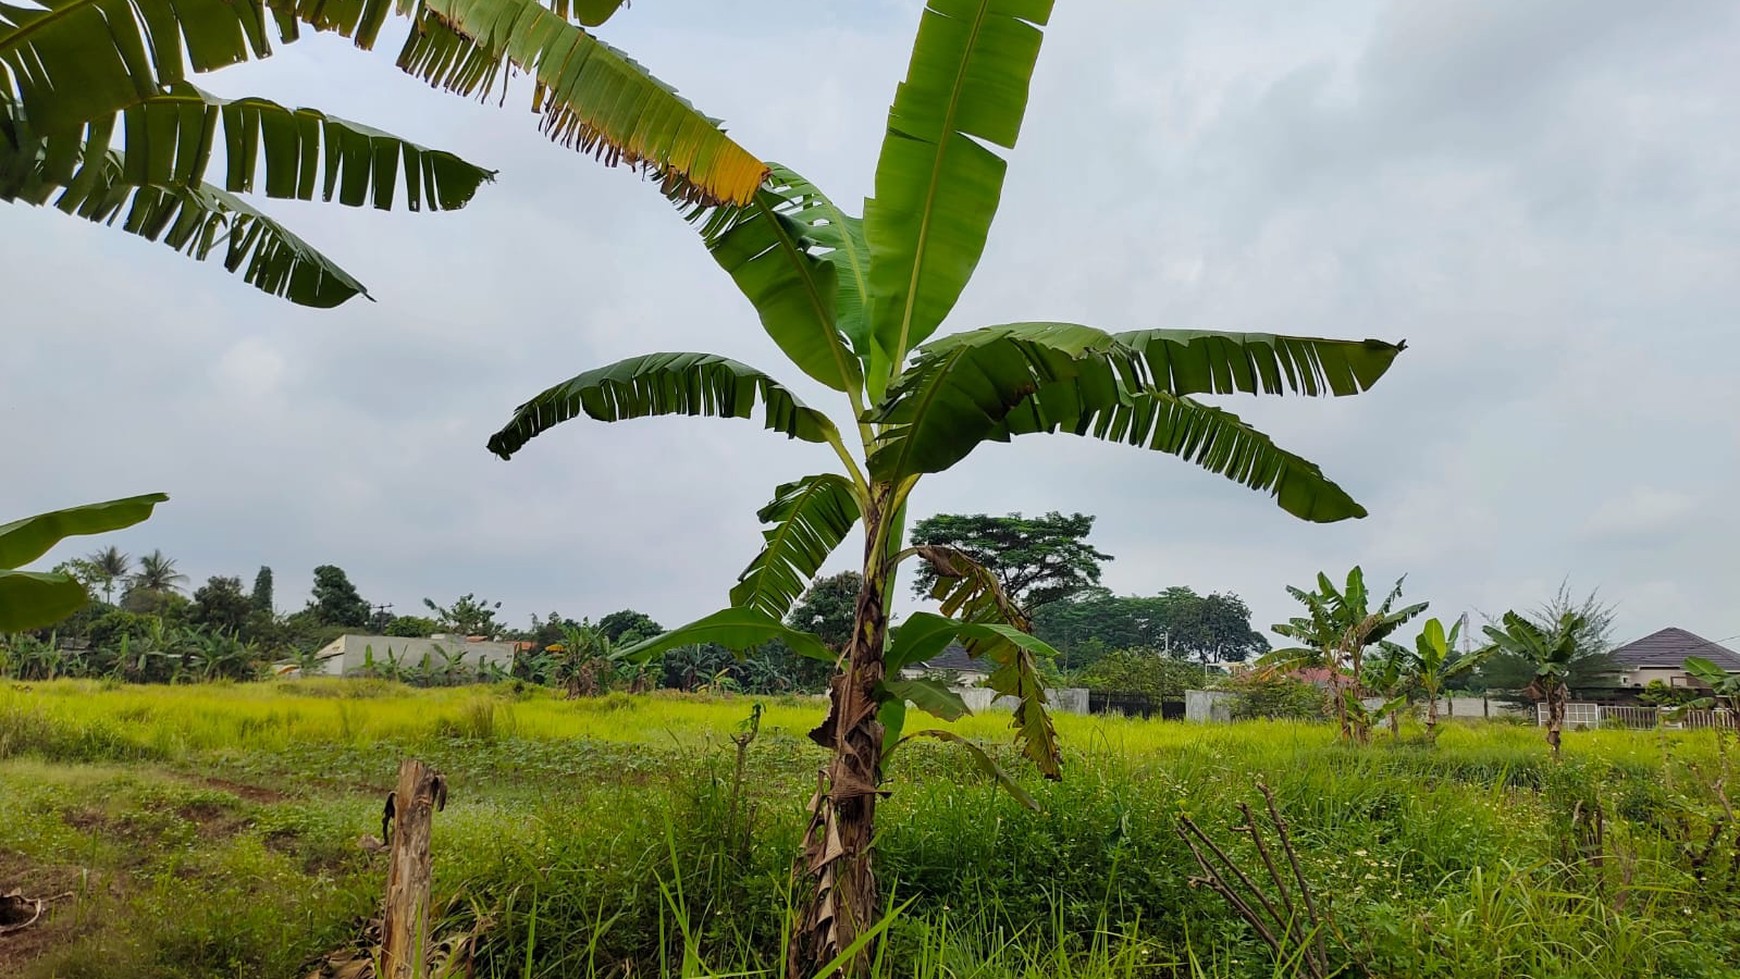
(381, 759, 446, 979)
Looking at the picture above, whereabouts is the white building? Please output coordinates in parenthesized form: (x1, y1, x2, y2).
(303, 634, 517, 677)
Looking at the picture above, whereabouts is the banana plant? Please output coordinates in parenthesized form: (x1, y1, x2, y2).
(1682, 657, 1740, 716)
(484, 4, 1405, 970)
(3, 0, 764, 304)
(1360, 642, 1413, 742)
(1402, 617, 1486, 743)
(1481, 611, 1586, 757)
(0, 494, 166, 632)
(1268, 567, 1428, 744)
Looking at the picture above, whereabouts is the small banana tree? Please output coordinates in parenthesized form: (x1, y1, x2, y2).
(3, 0, 761, 305)
(1402, 617, 1486, 743)
(1361, 642, 1413, 742)
(485, 5, 1405, 973)
(1482, 611, 1586, 756)
(1269, 567, 1427, 744)
(0, 494, 166, 632)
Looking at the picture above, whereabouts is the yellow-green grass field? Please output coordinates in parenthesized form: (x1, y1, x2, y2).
(2, 679, 1737, 978)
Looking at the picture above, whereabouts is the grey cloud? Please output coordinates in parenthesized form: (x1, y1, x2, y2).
(6, 0, 1737, 651)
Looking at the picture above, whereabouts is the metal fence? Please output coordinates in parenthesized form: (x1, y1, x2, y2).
(1540, 703, 1736, 730)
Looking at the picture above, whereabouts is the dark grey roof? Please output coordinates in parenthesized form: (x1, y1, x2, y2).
(913, 643, 988, 674)
(1610, 628, 1740, 671)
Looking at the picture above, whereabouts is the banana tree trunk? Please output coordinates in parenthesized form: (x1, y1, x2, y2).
(1425, 690, 1439, 743)
(1547, 683, 1566, 756)
(791, 486, 894, 979)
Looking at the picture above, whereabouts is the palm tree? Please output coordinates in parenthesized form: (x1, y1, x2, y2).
(85, 545, 132, 605)
(1403, 617, 1487, 744)
(129, 549, 188, 595)
(484, 6, 1407, 971)
(1269, 567, 1428, 744)
(2, 0, 762, 306)
(1482, 610, 1587, 756)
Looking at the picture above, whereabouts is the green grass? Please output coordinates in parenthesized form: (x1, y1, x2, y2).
(2, 679, 1737, 978)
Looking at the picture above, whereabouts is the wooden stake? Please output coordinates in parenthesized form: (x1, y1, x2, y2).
(381, 759, 446, 979)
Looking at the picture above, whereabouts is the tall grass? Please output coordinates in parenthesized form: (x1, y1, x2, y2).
(2, 679, 1737, 978)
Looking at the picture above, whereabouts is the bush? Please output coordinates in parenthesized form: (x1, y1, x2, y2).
(1219, 671, 1328, 721)
(1075, 649, 1207, 699)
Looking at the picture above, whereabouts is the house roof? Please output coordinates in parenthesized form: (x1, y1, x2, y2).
(911, 644, 989, 675)
(1610, 628, 1740, 671)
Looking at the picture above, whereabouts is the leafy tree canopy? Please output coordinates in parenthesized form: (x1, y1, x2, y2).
(308, 565, 370, 629)
(423, 593, 503, 636)
(909, 512, 1112, 612)
(251, 567, 274, 614)
(789, 571, 860, 651)
(1033, 586, 1267, 668)
(386, 615, 439, 639)
(1076, 649, 1211, 700)
(598, 609, 663, 647)
(190, 576, 252, 635)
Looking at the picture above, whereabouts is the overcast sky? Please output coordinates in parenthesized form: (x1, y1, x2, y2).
(6, 0, 1737, 651)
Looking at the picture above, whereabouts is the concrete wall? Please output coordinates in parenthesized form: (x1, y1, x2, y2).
(1184, 690, 1525, 723)
(308, 635, 517, 677)
(957, 685, 1089, 715)
(1185, 689, 1235, 723)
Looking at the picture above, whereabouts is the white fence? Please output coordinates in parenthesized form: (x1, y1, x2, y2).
(1540, 703, 1736, 730)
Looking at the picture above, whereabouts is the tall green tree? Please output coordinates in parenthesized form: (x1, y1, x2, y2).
(250, 566, 274, 614)
(128, 549, 188, 596)
(85, 545, 132, 605)
(1033, 586, 1266, 668)
(0, 495, 165, 631)
(307, 564, 369, 628)
(2, 0, 765, 305)
(1268, 567, 1427, 744)
(598, 609, 663, 646)
(190, 575, 252, 634)
(790, 571, 861, 652)
(485, 4, 1405, 970)
(909, 512, 1111, 612)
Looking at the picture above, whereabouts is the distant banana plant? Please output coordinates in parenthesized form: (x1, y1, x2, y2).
(0, 494, 166, 632)
(1402, 617, 1487, 743)
(1269, 567, 1428, 744)
(483, 3, 1407, 969)
(1360, 643, 1413, 742)
(1482, 611, 1587, 757)
(2, 0, 763, 305)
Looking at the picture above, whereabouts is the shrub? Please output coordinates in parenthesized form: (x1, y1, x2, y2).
(1220, 671, 1328, 721)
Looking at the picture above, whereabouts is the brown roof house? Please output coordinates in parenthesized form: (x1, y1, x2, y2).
(1604, 628, 1740, 692)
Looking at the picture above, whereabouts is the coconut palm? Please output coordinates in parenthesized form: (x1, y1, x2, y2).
(2, 0, 762, 306)
(129, 549, 188, 595)
(0, 494, 165, 632)
(1482, 610, 1586, 756)
(85, 545, 131, 605)
(1269, 567, 1428, 744)
(484, 5, 1406, 971)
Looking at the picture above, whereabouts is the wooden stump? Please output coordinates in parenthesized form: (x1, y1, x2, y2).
(381, 759, 446, 979)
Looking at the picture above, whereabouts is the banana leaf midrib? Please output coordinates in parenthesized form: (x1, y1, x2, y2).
(889, 0, 994, 368)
